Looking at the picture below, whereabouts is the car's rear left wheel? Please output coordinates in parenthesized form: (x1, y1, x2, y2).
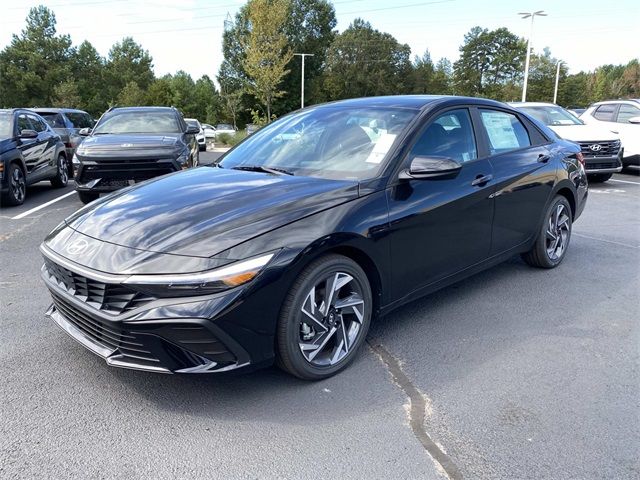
(277, 254, 372, 380)
(50, 154, 69, 188)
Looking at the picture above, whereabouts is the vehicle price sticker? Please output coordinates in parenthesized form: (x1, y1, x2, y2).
(481, 111, 520, 150)
(366, 133, 397, 164)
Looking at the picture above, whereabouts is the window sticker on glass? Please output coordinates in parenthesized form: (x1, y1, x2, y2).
(365, 133, 397, 164)
(481, 111, 520, 150)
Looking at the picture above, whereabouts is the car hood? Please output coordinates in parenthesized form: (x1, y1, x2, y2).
(60, 167, 359, 262)
(549, 124, 619, 142)
(0, 137, 16, 154)
(78, 134, 181, 153)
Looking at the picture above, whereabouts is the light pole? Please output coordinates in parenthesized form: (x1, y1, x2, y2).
(553, 60, 563, 104)
(519, 10, 547, 102)
(294, 53, 314, 109)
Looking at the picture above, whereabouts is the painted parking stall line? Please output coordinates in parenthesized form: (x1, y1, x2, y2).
(609, 178, 640, 186)
(11, 191, 76, 220)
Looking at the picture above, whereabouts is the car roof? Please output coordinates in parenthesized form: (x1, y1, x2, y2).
(31, 107, 89, 114)
(315, 95, 508, 111)
(106, 106, 178, 114)
(592, 99, 640, 106)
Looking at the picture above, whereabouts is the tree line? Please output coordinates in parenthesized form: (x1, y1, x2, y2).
(1, 3, 638, 127)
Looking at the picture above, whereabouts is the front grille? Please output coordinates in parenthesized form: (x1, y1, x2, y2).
(586, 161, 619, 170)
(50, 291, 159, 364)
(44, 259, 155, 315)
(79, 159, 176, 182)
(578, 140, 621, 158)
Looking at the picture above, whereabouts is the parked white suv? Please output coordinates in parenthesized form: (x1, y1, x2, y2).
(511, 102, 623, 182)
(580, 99, 640, 171)
(184, 118, 206, 152)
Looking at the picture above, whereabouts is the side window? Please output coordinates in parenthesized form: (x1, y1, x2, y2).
(66, 112, 94, 128)
(593, 104, 617, 121)
(28, 115, 46, 132)
(616, 104, 640, 123)
(479, 109, 531, 155)
(16, 114, 33, 133)
(410, 109, 477, 163)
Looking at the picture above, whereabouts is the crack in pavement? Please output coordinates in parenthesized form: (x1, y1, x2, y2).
(368, 339, 462, 480)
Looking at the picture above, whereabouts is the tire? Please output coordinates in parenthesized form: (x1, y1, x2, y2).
(50, 154, 69, 188)
(587, 173, 613, 183)
(276, 254, 372, 380)
(522, 195, 572, 269)
(78, 191, 99, 204)
(1, 163, 26, 206)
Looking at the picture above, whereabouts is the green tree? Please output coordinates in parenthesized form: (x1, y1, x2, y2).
(453, 26, 526, 100)
(410, 50, 436, 94)
(146, 75, 174, 106)
(105, 37, 154, 103)
(117, 81, 146, 106)
(71, 40, 106, 115)
(0, 6, 74, 107)
(242, 0, 293, 120)
(192, 75, 222, 122)
(322, 19, 412, 100)
(526, 47, 566, 103)
(432, 57, 453, 94)
(52, 80, 81, 108)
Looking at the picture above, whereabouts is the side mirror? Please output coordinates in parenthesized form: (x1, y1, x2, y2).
(19, 129, 38, 139)
(399, 156, 462, 180)
(186, 125, 200, 134)
(628, 116, 640, 124)
(79, 127, 91, 136)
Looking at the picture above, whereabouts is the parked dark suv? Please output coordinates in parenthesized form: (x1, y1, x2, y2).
(0, 109, 68, 206)
(73, 106, 200, 204)
(31, 108, 94, 176)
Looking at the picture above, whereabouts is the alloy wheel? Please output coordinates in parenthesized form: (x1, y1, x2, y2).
(11, 167, 25, 203)
(298, 271, 365, 366)
(58, 156, 68, 184)
(545, 203, 570, 261)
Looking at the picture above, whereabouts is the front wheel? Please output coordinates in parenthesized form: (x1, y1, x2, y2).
(587, 173, 613, 183)
(522, 195, 572, 269)
(50, 154, 69, 187)
(2, 163, 26, 206)
(78, 191, 99, 204)
(277, 254, 372, 380)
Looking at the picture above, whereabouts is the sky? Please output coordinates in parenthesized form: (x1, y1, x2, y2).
(0, 0, 638, 83)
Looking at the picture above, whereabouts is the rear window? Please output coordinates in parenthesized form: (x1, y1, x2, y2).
(65, 112, 93, 128)
(39, 113, 66, 128)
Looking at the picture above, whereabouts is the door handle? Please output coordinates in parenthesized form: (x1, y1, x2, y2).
(538, 154, 551, 163)
(471, 174, 493, 187)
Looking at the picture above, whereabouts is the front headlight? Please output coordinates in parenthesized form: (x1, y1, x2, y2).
(123, 253, 275, 297)
(176, 151, 189, 167)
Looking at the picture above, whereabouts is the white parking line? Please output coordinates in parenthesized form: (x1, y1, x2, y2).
(610, 178, 640, 185)
(11, 191, 76, 220)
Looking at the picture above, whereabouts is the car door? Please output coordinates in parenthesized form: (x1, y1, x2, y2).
(27, 113, 57, 179)
(475, 107, 556, 256)
(386, 107, 494, 301)
(15, 113, 43, 175)
(612, 103, 640, 157)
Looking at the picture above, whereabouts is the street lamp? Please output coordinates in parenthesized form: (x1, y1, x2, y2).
(519, 10, 547, 102)
(294, 53, 314, 109)
(553, 60, 563, 104)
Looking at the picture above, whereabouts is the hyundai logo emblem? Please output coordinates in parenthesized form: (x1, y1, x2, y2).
(66, 238, 89, 255)
(589, 144, 602, 152)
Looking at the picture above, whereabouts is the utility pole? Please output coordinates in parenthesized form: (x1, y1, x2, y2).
(553, 60, 563, 104)
(294, 53, 314, 109)
(519, 10, 547, 102)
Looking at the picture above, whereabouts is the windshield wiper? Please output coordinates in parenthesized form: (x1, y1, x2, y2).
(231, 165, 294, 176)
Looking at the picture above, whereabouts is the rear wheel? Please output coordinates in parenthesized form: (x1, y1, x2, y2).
(2, 163, 26, 206)
(522, 195, 572, 269)
(587, 173, 613, 183)
(50, 154, 69, 187)
(78, 191, 99, 204)
(277, 254, 372, 380)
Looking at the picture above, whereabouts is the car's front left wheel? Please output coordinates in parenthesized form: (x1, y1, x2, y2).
(277, 254, 372, 380)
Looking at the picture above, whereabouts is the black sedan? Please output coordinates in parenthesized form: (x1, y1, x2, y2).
(40, 96, 588, 380)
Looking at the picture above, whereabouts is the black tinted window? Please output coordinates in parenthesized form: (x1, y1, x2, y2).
(65, 112, 93, 128)
(17, 114, 33, 132)
(593, 104, 616, 121)
(616, 104, 640, 123)
(480, 109, 531, 154)
(28, 115, 47, 132)
(410, 109, 477, 163)
(40, 113, 66, 128)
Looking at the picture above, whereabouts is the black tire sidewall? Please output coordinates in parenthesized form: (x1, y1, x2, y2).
(537, 196, 573, 268)
(51, 155, 68, 187)
(4, 163, 25, 206)
(278, 255, 372, 380)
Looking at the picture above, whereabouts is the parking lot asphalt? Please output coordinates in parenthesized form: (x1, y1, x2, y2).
(1, 160, 638, 479)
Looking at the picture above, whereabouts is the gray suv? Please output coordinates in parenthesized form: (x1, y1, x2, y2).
(31, 108, 94, 176)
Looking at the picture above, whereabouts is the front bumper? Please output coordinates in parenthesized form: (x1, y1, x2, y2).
(40, 255, 265, 374)
(583, 153, 623, 174)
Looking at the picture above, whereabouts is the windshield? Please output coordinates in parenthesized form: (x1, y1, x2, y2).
(0, 113, 13, 139)
(39, 113, 66, 128)
(186, 119, 201, 129)
(65, 112, 93, 128)
(93, 111, 181, 134)
(216, 124, 234, 130)
(219, 106, 417, 180)
(518, 106, 583, 126)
